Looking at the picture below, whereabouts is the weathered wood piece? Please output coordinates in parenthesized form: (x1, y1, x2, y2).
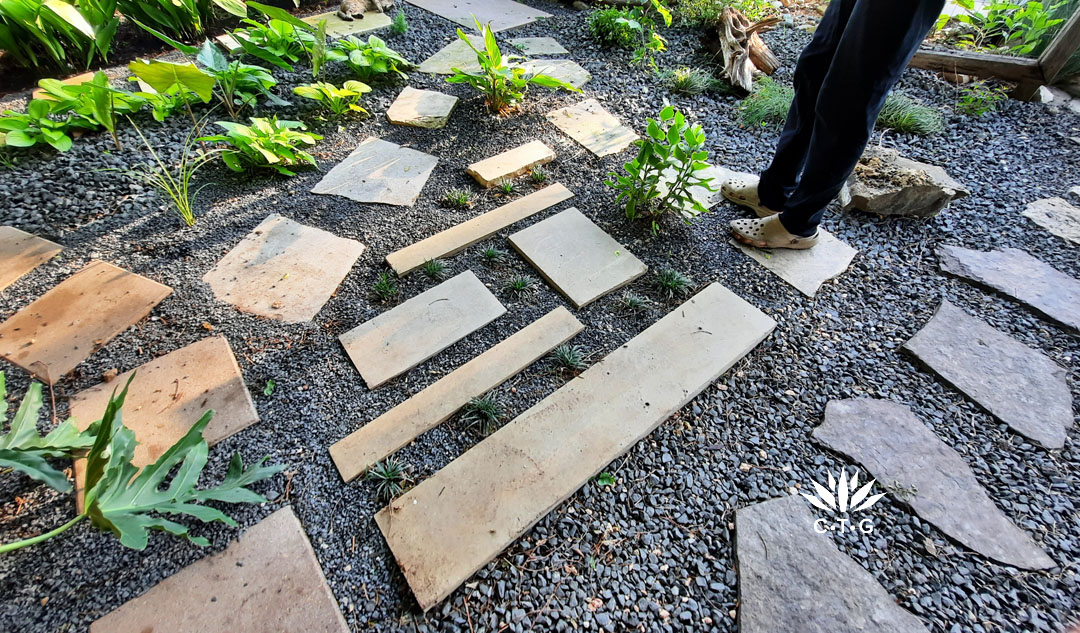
(706, 9, 780, 92)
(908, 48, 1044, 84)
(0, 226, 62, 291)
(466, 140, 555, 188)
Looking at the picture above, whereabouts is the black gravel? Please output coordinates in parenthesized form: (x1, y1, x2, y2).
(1, 3, 1078, 633)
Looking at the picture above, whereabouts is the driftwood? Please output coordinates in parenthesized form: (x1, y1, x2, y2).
(705, 8, 781, 93)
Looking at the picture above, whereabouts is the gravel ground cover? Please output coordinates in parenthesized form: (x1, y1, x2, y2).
(0, 3, 1078, 632)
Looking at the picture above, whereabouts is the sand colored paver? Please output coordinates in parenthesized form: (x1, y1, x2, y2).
(90, 507, 348, 633)
(467, 140, 555, 188)
(32, 71, 94, 99)
(0, 261, 171, 384)
(202, 214, 365, 323)
(510, 37, 568, 55)
(331, 307, 583, 482)
(301, 10, 392, 37)
(386, 86, 459, 129)
(509, 208, 647, 308)
(518, 59, 592, 88)
(1023, 197, 1080, 244)
(0, 226, 62, 291)
(340, 271, 506, 389)
(732, 229, 858, 298)
(215, 32, 243, 53)
(375, 283, 776, 610)
(417, 35, 484, 74)
(405, 0, 551, 32)
(386, 183, 574, 275)
(545, 99, 638, 157)
(312, 137, 439, 206)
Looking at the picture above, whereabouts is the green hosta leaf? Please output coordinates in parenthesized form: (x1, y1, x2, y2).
(213, 0, 249, 18)
(197, 39, 229, 71)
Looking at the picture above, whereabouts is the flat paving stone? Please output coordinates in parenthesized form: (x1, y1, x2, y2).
(0, 226, 62, 291)
(416, 36, 484, 75)
(510, 37, 568, 55)
(509, 207, 647, 308)
(376, 283, 775, 610)
(385, 86, 459, 129)
(737, 495, 928, 633)
(89, 507, 349, 633)
(903, 300, 1073, 449)
(331, 307, 583, 482)
(466, 140, 555, 188)
(545, 99, 638, 157)
(0, 260, 171, 384)
(340, 271, 505, 389)
(312, 137, 438, 206)
(517, 59, 592, 88)
(202, 214, 365, 323)
(301, 10, 391, 37)
(1023, 196, 1080, 244)
(31, 71, 93, 99)
(405, 0, 551, 32)
(386, 183, 574, 275)
(938, 245, 1080, 332)
(815, 399, 1055, 570)
(731, 229, 858, 298)
(215, 32, 243, 53)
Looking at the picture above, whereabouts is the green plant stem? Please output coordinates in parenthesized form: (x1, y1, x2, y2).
(0, 514, 86, 554)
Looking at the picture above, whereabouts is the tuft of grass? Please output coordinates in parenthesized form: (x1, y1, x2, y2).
(617, 291, 652, 314)
(441, 187, 475, 209)
(461, 393, 506, 435)
(739, 77, 794, 128)
(481, 246, 508, 264)
(367, 458, 406, 502)
(372, 272, 399, 302)
(876, 93, 944, 135)
(654, 268, 693, 300)
(421, 258, 448, 281)
(551, 344, 587, 372)
(496, 179, 516, 195)
(505, 274, 538, 298)
(530, 166, 549, 184)
(660, 66, 723, 95)
(390, 10, 408, 36)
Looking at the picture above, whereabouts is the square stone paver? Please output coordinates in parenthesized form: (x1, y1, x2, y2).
(0, 226, 62, 291)
(509, 207, 647, 308)
(1023, 197, 1080, 244)
(511, 37, 568, 55)
(405, 0, 551, 32)
(202, 214, 365, 323)
(467, 140, 555, 188)
(518, 59, 592, 88)
(386, 86, 459, 129)
(312, 137, 438, 206)
(732, 230, 857, 298)
(301, 10, 391, 38)
(546, 99, 638, 157)
(0, 261, 171, 384)
(417, 35, 484, 75)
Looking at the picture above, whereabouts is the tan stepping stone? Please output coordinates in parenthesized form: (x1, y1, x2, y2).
(509, 208, 647, 308)
(517, 59, 592, 88)
(545, 99, 638, 158)
(731, 230, 857, 298)
(375, 283, 776, 610)
(90, 507, 348, 633)
(0, 261, 171, 384)
(417, 35, 484, 75)
(466, 140, 555, 188)
(301, 9, 391, 38)
(331, 307, 583, 482)
(405, 0, 551, 32)
(386, 86, 459, 129)
(340, 271, 506, 389)
(202, 214, 365, 323)
(215, 32, 244, 54)
(510, 37, 568, 56)
(386, 183, 574, 275)
(312, 137, 438, 207)
(32, 71, 94, 99)
(0, 226, 62, 291)
(1023, 196, 1080, 244)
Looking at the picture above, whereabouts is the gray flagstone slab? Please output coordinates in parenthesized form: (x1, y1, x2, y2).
(312, 137, 438, 207)
(545, 99, 637, 157)
(1023, 197, 1080, 244)
(301, 10, 391, 38)
(731, 229, 857, 298)
(405, 0, 551, 32)
(510, 37, 568, 55)
(518, 59, 591, 88)
(386, 86, 459, 129)
(417, 36, 483, 75)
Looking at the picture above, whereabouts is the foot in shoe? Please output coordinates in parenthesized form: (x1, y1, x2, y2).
(729, 215, 819, 250)
(721, 176, 779, 218)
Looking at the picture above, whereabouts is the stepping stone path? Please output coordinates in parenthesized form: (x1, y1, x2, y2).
(510, 37, 568, 56)
(466, 140, 554, 188)
(1023, 197, 1080, 244)
(731, 230, 858, 298)
(545, 99, 638, 157)
(376, 283, 775, 610)
(839, 147, 969, 217)
(815, 399, 1055, 570)
(90, 507, 348, 633)
(331, 307, 583, 482)
(938, 245, 1080, 332)
(510, 208, 647, 308)
(301, 9, 391, 38)
(386, 183, 574, 275)
(312, 137, 438, 207)
(0, 226, 62, 291)
(386, 86, 459, 129)
(737, 495, 928, 633)
(203, 214, 365, 323)
(518, 59, 592, 88)
(340, 271, 505, 389)
(904, 300, 1073, 449)
(405, 0, 551, 32)
(0, 261, 171, 384)
(417, 35, 484, 75)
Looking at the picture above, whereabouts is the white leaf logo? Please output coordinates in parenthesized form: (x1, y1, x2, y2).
(803, 468, 884, 514)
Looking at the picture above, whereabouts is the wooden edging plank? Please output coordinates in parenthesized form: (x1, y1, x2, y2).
(1040, 9, 1080, 84)
(908, 47, 1044, 83)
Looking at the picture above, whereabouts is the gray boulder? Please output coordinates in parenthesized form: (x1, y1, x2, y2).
(840, 147, 969, 217)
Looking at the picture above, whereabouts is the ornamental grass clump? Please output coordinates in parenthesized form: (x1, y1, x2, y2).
(128, 121, 218, 227)
(739, 76, 794, 127)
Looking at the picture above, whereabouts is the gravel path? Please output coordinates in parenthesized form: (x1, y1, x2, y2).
(1, 3, 1078, 632)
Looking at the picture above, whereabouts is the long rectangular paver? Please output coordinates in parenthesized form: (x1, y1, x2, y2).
(0, 226, 62, 291)
(340, 271, 506, 389)
(375, 283, 775, 610)
(331, 307, 583, 482)
(386, 184, 574, 275)
(466, 140, 555, 188)
(405, 0, 551, 32)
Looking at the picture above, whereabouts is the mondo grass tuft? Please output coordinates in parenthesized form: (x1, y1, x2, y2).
(372, 271, 399, 302)
(441, 187, 475, 209)
(505, 274, 539, 298)
(461, 393, 506, 435)
(366, 457, 407, 502)
(660, 66, 723, 95)
(421, 258, 448, 281)
(876, 93, 944, 136)
(617, 291, 652, 313)
(481, 246, 508, 264)
(653, 268, 693, 300)
(496, 179, 516, 195)
(739, 77, 794, 128)
(550, 344, 587, 372)
(530, 166, 549, 184)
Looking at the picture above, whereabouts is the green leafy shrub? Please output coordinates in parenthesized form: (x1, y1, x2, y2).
(293, 81, 372, 116)
(674, 0, 775, 25)
(0, 0, 118, 71)
(232, 4, 318, 71)
(118, 0, 247, 41)
(127, 122, 218, 226)
(461, 394, 505, 436)
(328, 34, 413, 82)
(199, 117, 321, 176)
(367, 458, 406, 502)
(739, 76, 794, 127)
(588, 7, 639, 48)
(956, 81, 1009, 115)
(660, 66, 724, 95)
(37, 71, 146, 149)
(0, 99, 91, 152)
(938, 0, 1066, 55)
(876, 93, 945, 135)
(197, 40, 285, 119)
(587, 0, 672, 66)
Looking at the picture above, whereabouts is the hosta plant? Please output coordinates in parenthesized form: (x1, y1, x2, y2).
(327, 34, 413, 82)
(0, 99, 91, 152)
(199, 117, 321, 176)
(36, 71, 147, 149)
(293, 81, 371, 117)
(232, 2, 318, 71)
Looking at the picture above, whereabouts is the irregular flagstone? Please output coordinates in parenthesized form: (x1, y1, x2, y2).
(376, 283, 776, 610)
(312, 137, 438, 206)
(417, 35, 484, 75)
(0, 261, 171, 384)
(815, 399, 1055, 570)
(0, 226, 62, 291)
(903, 300, 1073, 449)
(386, 183, 574, 275)
(89, 507, 348, 633)
(202, 214, 365, 323)
(466, 140, 555, 188)
(405, 0, 551, 32)
(331, 307, 583, 482)
(1023, 197, 1080, 245)
(545, 99, 638, 157)
(731, 229, 857, 298)
(517, 59, 592, 88)
(509, 208, 647, 308)
(737, 495, 928, 633)
(510, 37, 568, 55)
(340, 271, 505, 389)
(301, 10, 391, 38)
(386, 86, 459, 129)
(938, 245, 1080, 332)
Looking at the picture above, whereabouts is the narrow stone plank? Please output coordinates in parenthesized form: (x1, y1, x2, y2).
(510, 37, 568, 55)
(510, 208, 647, 308)
(301, 10, 391, 37)
(312, 137, 438, 207)
(386, 184, 574, 275)
(737, 495, 928, 633)
(203, 214, 365, 323)
(1023, 196, 1080, 244)
(417, 36, 483, 75)
(31, 71, 94, 99)
(0, 261, 171, 384)
(731, 229, 857, 297)
(405, 0, 551, 32)
(0, 226, 62, 291)
(340, 271, 506, 389)
(545, 99, 638, 157)
(375, 284, 775, 610)
(517, 59, 592, 88)
(90, 507, 349, 633)
(903, 300, 1073, 449)
(466, 140, 555, 188)
(386, 86, 459, 129)
(331, 307, 583, 482)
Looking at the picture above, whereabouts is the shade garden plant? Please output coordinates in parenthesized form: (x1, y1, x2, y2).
(199, 117, 322, 176)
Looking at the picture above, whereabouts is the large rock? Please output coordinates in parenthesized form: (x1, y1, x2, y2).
(839, 147, 969, 217)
